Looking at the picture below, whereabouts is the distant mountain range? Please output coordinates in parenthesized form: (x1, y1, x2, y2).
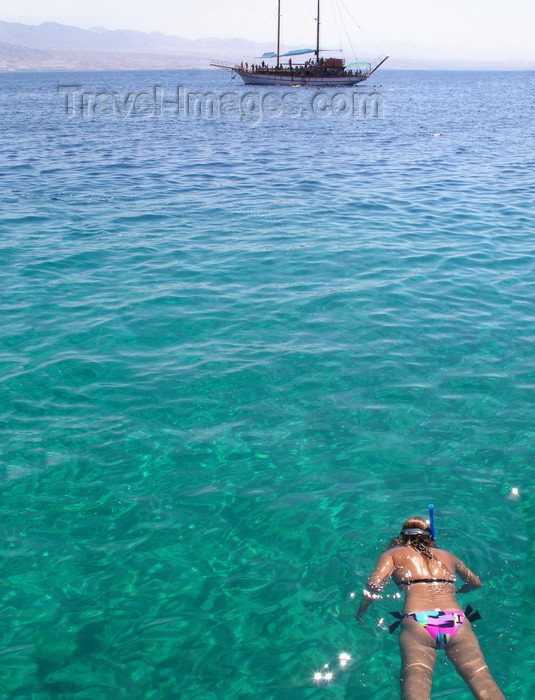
(0, 20, 533, 71)
(0, 20, 281, 71)
(0, 20, 273, 55)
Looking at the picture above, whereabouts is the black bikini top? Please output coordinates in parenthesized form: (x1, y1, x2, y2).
(396, 546, 456, 588)
(402, 578, 455, 586)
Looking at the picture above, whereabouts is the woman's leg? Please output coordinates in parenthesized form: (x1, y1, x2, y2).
(445, 620, 505, 699)
(399, 618, 437, 700)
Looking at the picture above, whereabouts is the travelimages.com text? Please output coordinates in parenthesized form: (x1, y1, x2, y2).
(57, 85, 384, 121)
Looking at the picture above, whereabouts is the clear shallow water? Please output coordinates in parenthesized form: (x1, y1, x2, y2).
(0, 68, 534, 698)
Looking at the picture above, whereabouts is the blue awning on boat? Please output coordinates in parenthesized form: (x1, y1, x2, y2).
(260, 49, 316, 58)
(282, 48, 315, 56)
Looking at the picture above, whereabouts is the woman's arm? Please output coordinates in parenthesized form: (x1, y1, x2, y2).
(355, 551, 395, 620)
(454, 556, 483, 594)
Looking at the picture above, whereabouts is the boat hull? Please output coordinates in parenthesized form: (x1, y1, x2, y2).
(233, 69, 368, 87)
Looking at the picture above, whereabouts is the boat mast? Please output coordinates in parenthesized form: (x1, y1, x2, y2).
(276, 0, 281, 68)
(315, 0, 320, 62)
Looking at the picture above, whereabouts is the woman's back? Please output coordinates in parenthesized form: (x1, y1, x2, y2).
(387, 545, 467, 613)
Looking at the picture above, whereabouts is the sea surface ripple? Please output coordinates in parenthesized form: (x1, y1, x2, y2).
(0, 68, 534, 697)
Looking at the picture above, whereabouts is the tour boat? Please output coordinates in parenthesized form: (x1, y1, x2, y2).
(211, 0, 387, 87)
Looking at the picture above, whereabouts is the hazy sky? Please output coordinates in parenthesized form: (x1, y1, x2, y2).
(4, 0, 535, 61)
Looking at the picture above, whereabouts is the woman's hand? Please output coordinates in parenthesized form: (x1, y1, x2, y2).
(355, 593, 374, 622)
(454, 558, 483, 594)
(456, 580, 483, 595)
(355, 607, 367, 624)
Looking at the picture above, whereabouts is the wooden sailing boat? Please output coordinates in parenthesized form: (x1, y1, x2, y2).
(211, 0, 388, 87)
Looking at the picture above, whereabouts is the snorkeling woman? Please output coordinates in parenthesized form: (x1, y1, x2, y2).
(355, 516, 505, 699)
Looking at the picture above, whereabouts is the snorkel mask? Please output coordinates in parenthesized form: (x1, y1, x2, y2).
(400, 505, 436, 539)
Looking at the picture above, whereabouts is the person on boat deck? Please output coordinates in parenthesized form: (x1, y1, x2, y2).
(356, 516, 505, 700)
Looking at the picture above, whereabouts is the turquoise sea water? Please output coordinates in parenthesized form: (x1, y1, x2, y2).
(1, 68, 534, 698)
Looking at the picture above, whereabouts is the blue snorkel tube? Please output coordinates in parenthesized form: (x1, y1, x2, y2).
(429, 504, 436, 541)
